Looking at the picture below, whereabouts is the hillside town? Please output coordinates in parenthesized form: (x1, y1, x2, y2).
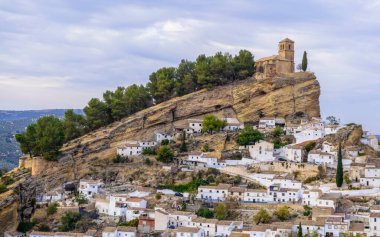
(1, 39, 379, 237)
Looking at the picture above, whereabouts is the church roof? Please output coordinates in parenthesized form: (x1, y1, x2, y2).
(279, 38, 294, 43)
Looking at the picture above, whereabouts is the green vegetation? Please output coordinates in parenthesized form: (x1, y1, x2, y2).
(303, 175, 320, 184)
(297, 223, 303, 237)
(336, 143, 344, 188)
(16, 116, 64, 160)
(196, 207, 214, 218)
(158, 178, 209, 193)
(344, 173, 352, 185)
(142, 147, 156, 155)
(272, 127, 286, 149)
(161, 139, 170, 146)
(305, 141, 316, 152)
(47, 202, 59, 215)
(274, 205, 291, 221)
(303, 205, 312, 216)
(301, 51, 308, 72)
(326, 116, 340, 125)
(202, 143, 210, 152)
(75, 193, 88, 205)
(17, 221, 35, 233)
(63, 109, 87, 142)
(254, 208, 271, 224)
(0, 184, 7, 193)
(59, 212, 82, 231)
(156, 145, 174, 163)
(112, 154, 129, 163)
(202, 115, 227, 134)
(214, 204, 228, 220)
(119, 218, 139, 227)
(236, 126, 263, 146)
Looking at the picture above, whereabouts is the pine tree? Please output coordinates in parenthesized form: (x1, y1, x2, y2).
(297, 223, 303, 237)
(301, 51, 308, 72)
(336, 143, 344, 187)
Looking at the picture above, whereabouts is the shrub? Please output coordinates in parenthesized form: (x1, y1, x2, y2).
(142, 147, 156, 155)
(144, 158, 153, 166)
(254, 208, 271, 224)
(161, 139, 170, 146)
(196, 207, 214, 218)
(119, 218, 139, 227)
(303, 205, 312, 216)
(305, 142, 316, 152)
(303, 175, 320, 184)
(113, 154, 127, 163)
(237, 126, 263, 146)
(155, 193, 162, 200)
(47, 202, 59, 215)
(59, 212, 82, 231)
(17, 221, 35, 233)
(75, 193, 88, 205)
(156, 145, 174, 163)
(0, 184, 7, 194)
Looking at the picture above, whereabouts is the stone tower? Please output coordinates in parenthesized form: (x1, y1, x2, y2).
(278, 38, 295, 72)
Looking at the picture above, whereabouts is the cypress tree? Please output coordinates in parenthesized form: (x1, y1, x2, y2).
(301, 51, 308, 72)
(297, 222, 303, 237)
(336, 143, 344, 187)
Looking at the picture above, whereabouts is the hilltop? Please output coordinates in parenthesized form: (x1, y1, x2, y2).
(0, 72, 320, 231)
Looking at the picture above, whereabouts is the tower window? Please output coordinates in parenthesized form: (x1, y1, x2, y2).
(289, 45, 291, 50)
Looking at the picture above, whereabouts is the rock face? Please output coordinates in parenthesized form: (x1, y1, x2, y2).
(0, 72, 320, 231)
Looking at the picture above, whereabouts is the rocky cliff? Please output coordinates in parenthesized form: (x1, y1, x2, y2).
(0, 72, 320, 232)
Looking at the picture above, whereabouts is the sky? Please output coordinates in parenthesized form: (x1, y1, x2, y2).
(0, 0, 379, 133)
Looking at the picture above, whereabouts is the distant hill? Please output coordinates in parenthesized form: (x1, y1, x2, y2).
(0, 109, 82, 170)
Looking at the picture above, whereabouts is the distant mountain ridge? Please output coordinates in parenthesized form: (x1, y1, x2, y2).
(0, 109, 82, 170)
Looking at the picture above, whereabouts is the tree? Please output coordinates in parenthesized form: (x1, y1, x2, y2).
(147, 67, 176, 103)
(253, 208, 271, 224)
(83, 98, 112, 130)
(336, 143, 344, 188)
(297, 223, 303, 237)
(201, 115, 227, 134)
(181, 202, 187, 211)
(156, 145, 174, 163)
(180, 131, 187, 152)
(303, 205, 312, 216)
(60, 212, 82, 231)
(63, 109, 87, 142)
(272, 126, 284, 138)
(214, 204, 228, 220)
(236, 126, 264, 146)
(305, 142, 316, 152)
(326, 116, 340, 125)
(202, 143, 210, 152)
(175, 59, 197, 95)
(75, 193, 88, 205)
(16, 123, 37, 158)
(344, 173, 351, 185)
(233, 50, 255, 80)
(274, 205, 291, 221)
(196, 207, 214, 218)
(301, 51, 308, 72)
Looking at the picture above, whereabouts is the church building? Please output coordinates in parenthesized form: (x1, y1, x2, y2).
(255, 38, 295, 78)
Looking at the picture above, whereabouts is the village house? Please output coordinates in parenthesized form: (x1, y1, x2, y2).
(138, 215, 155, 233)
(360, 163, 380, 187)
(95, 194, 147, 217)
(155, 132, 173, 143)
(255, 38, 295, 78)
(292, 220, 325, 237)
(188, 119, 203, 133)
(190, 218, 218, 237)
(117, 143, 142, 156)
(222, 117, 244, 131)
(102, 226, 136, 237)
(321, 142, 337, 156)
(294, 128, 325, 144)
(246, 140, 275, 162)
(325, 124, 340, 135)
(361, 132, 380, 151)
(175, 227, 204, 237)
(30, 230, 97, 237)
(324, 216, 350, 237)
(244, 222, 293, 237)
(185, 152, 226, 169)
(243, 189, 271, 203)
(4, 231, 24, 237)
(345, 146, 359, 158)
(215, 220, 244, 236)
(79, 179, 104, 199)
(307, 150, 336, 166)
(302, 190, 340, 210)
(368, 211, 380, 236)
(258, 117, 276, 129)
(168, 210, 197, 228)
(125, 207, 153, 221)
(302, 189, 323, 206)
(284, 144, 304, 162)
(196, 183, 232, 201)
(268, 184, 301, 203)
(38, 188, 65, 203)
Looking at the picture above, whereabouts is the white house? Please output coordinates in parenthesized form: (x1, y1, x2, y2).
(243, 189, 271, 203)
(138, 141, 157, 148)
(247, 140, 275, 162)
(79, 179, 104, 199)
(102, 226, 136, 237)
(315, 193, 341, 210)
(284, 144, 304, 162)
(96, 195, 147, 217)
(345, 146, 359, 158)
(292, 220, 325, 237)
(361, 133, 380, 151)
(324, 216, 350, 237)
(307, 150, 335, 165)
(190, 217, 218, 237)
(39, 189, 65, 203)
(259, 118, 276, 129)
(368, 212, 380, 236)
(268, 184, 301, 203)
(294, 128, 325, 144)
(175, 227, 204, 237)
(222, 118, 244, 131)
(188, 119, 203, 133)
(186, 152, 226, 169)
(215, 221, 243, 236)
(4, 231, 24, 237)
(321, 142, 337, 156)
(244, 222, 293, 237)
(125, 207, 148, 221)
(325, 124, 340, 135)
(155, 132, 173, 143)
(196, 183, 232, 201)
(168, 211, 196, 228)
(117, 143, 142, 156)
(360, 164, 380, 187)
(302, 189, 323, 206)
